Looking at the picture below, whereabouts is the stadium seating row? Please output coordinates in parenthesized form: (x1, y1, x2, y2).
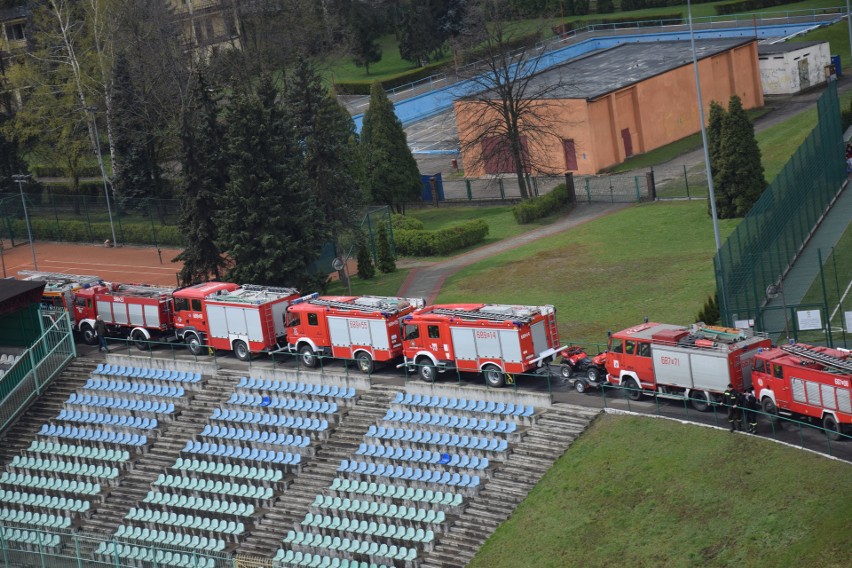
(0, 528, 60, 548)
(0, 472, 100, 495)
(143, 491, 255, 517)
(365, 425, 508, 452)
(279, 533, 417, 562)
(66, 393, 174, 414)
(392, 392, 534, 417)
(356, 444, 489, 470)
(382, 409, 517, 433)
(310, 497, 446, 524)
(0, 490, 90, 512)
(95, 542, 215, 568)
(56, 409, 157, 430)
(83, 378, 184, 397)
(0, 353, 22, 365)
(328, 478, 464, 507)
(0, 508, 71, 529)
(295, 517, 435, 544)
(213, 405, 337, 422)
(153, 474, 273, 500)
(273, 549, 388, 568)
(200, 424, 320, 442)
(38, 424, 147, 446)
(181, 441, 303, 465)
(9, 456, 118, 479)
(27, 440, 130, 462)
(125, 508, 245, 536)
(94, 364, 201, 383)
(227, 393, 345, 410)
(337, 461, 480, 488)
(113, 526, 225, 552)
(173, 457, 283, 483)
(237, 377, 355, 398)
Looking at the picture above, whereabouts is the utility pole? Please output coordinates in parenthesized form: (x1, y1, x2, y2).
(12, 174, 37, 270)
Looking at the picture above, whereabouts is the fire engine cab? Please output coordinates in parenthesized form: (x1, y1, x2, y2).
(18, 271, 100, 311)
(401, 303, 563, 387)
(286, 295, 424, 373)
(606, 322, 771, 411)
(751, 343, 851, 439)
(173, 283, 298, 361)
(73, 282, 175, 347)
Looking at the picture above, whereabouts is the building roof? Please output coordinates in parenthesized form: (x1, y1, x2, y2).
(0, 6, 28, 22)
(0, 279, 44, 316)
(758, 41, 826, 56)
(525, 38, 755, 101)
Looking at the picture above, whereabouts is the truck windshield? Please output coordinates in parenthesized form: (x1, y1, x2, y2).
(174, 297, 189, 312)
(404, 324, 419, 340)
(610, 338, 623, 353)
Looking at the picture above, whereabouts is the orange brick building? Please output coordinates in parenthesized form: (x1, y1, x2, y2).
(455, 38, 764, 176)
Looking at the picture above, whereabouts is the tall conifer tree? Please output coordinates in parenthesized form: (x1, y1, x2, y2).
(715, 95, 766, 218)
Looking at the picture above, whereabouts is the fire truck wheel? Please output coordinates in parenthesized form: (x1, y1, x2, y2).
(622, 378, 642, 401)
(482, 364, 505, 388)
(560, 365, 572, 379)
(80, 324, 97, 345)
(233, 340, 251, 362)
(185, 334, 204, 356)
(761, 397, 778, 421)
(356, 353, 374, 374)
(822, 415, 842, 441)
(131, 330, 148, 351)
(299, 345, 317, 368)
(417, 359, 435, 383)
(690, 390, 709, 412)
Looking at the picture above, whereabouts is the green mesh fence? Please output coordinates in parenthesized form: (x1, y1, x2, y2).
(714, 81, 847, 331)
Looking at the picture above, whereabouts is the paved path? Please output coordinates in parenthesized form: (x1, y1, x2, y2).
(396, 202, 629, 302)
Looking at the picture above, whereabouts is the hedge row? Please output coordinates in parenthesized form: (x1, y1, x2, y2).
(334, 61, 449, 96)
(582, 12, 683, 27)
(394, 219, 489, 256)
(391, 214, 425, 231)
(31, 165, 104, 178)
(715, 0, 798, 15)
(512, 184, 570, 224)
(8, 218, 182, 246)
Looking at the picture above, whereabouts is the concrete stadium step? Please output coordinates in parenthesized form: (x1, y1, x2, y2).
(418, 404, 598, 567)
(0, 357, 99, 466)
(237, 386, 402, 557)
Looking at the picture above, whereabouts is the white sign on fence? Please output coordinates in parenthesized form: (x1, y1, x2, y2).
(796, 310, 823, 331)
(845, 311, 852, 333)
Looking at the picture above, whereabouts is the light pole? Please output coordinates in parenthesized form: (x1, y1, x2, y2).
(85, 106, 118, 247)
(12, 174, 37, 270)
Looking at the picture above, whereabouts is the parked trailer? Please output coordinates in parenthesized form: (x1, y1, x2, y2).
(73, 282, 176, 347)
(173, 284, 300, 361)
(286, 294, 424, 373)
(606, 322, 772, 411)
(401, 303, 564, 387)
(18, 271, 100, 311)
(752, 343, 852, 439)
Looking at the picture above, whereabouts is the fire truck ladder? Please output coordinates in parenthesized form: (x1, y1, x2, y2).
(781, 344, 852, 374)
(18, 271, 100, 286)
(429, 307, 534, 323)
(309, 298, 394, 314)
(240, 284, 299, 296)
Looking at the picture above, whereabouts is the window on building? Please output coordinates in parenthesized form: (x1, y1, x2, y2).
(9, 23, 25, 41)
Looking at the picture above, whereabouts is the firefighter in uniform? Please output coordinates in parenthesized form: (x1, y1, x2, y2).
(744, 387, 759, 434)
(723, 383, 740, 432)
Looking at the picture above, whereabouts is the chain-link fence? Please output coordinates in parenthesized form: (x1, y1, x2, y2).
(714, 81, 848, 335)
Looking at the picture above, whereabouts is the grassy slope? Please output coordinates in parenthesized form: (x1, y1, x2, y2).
(470, 415, 852, 568)
(437, 201, 737, 341)
(325, 269, 411, 297)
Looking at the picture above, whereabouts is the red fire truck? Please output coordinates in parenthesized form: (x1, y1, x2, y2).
(18, 271, 100, 311)
(173, 283, 299, 361)
(72, 282, 177, 347)
(605, 322, 772, 411)
(286, 294, 424, 373)
(400, 303, 563, 387)
(751, 343, 852, 439)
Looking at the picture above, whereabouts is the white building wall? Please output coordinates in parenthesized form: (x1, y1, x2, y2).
(758, 42, 831, 95)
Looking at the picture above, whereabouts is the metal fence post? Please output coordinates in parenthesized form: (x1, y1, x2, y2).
(466, 179, 472, 201)
(74, 530, 83, 568)
(585, 178, 591, 203)
(683, 164, 691, 199)
(498, 178, 505, 200)
(634, 176, 641, 202)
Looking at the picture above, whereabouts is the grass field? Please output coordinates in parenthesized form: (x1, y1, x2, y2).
(436, 201, 737, 342)
(470, 414, 852, 568)
(325, 268, 411, 297)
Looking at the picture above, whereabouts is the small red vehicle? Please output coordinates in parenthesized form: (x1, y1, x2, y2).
(559, 346, 608, 393)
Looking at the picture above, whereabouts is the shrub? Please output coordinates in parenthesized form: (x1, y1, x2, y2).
(597, 0, 615, 14)
(356, 239, 375, 280)
(376, 222, 396, 273)
(391, 213, 425, 231)
(696, 292, 720, 325)
(334, 61, 448, 96)
(512, 184, 570, 224)
(394, 219, 489, 256)
(9, 218, 181, 246)
(715, 0, 798, 15)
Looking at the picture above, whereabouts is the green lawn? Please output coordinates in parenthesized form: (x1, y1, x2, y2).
(470, 414, 852, 568)
(325, 269, 411, 297)
(437, 201, 738, 342)
(408, 205, 562, 246)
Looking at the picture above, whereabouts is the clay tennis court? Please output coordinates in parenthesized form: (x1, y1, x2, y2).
(0, 239, 183, 286)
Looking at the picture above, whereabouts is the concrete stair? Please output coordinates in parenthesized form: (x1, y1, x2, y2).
(238, 384, 402, 557)
(0, 357, 99, 467)
(83, 371, 238, 538)
(419, 404, 600, 568)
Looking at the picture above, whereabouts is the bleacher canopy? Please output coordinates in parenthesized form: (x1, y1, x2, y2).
(0, 280, 45, 316)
